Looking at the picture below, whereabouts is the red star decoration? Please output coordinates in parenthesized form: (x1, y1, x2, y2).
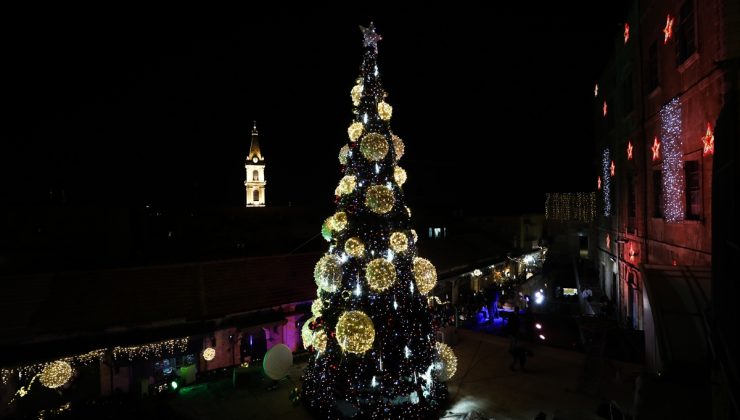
(627, 141, 633, 160)
(652, 137, 661, 161)
(610, 160, 615, 176)
(702, 122, 714, 156)
(597, 176, 602, 190)
(603, 101, 608, 117)
(663, 14, 674, 44)
(629, 243, 636, 262)
(606, 234, 611, 249)
(594, 83, 599, 97)
(624, 23, 630, 44)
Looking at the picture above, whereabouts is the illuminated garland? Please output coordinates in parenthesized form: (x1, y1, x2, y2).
(434, 342, 457, 382)
(544, 192, 595, 222)
(112, 338, 189, 361)
(660, 97, 684, 222)
(601, 148, 612, 216)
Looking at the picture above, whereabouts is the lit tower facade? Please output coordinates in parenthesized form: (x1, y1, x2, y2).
(244, 122, 266, 207)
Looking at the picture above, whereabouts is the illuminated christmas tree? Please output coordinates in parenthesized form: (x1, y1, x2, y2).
(301, 23, 456, 419)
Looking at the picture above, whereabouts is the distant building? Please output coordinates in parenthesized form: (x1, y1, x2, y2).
(244, 122, 266, 207)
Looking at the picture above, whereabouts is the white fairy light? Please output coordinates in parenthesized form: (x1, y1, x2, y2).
(660, 97, 684, 223)
(601, 148, 611, 216)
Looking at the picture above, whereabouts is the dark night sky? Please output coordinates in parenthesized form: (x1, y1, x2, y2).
(2, 3, 628, 214)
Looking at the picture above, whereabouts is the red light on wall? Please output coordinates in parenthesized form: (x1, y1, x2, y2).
(652, 137, 661, 161)
(629, 243, 637, 262)
(597, 176, 602, 190)
(603, 101, 608, 117)
(627, 141, 633, 160)
(594, 84, 599, 97)
(606, 233, 611, 249)
(663, 15, 674, 44)
(702, 123, 714, 156)
(624, 23, 630, 44)
(610, 161, 615, 176)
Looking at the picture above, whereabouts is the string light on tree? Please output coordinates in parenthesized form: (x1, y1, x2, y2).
(365, 258, 397, 292)
(335, 175, 357, 196)
(339, 144, 350, 165)
(335, 311, 375, 354)
(394, 166, 407, 186)
(392, 134, 405, 161)
(360, 133, 390, 161)
(377, 101, 393, 120)
(702, 122, 715, 156)
(389, 231, 409, 253)
(413, 257, 438, 295)
(311, 298, 324, 317)
(351, 82, 363, 106)
(434, 342, 457, 382)
(344, 237, 365, 258)
(365, 185, 395, 214)
(663, 14, 674, 44)
(302, 318, 316, 349)
(302, 23, 447, 418)
(660, 97, 684, 223)
(348, 122, 364, 142)
(314, 254, 343, 292)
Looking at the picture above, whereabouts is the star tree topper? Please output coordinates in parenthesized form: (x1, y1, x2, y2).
(360, 22, 382, 52)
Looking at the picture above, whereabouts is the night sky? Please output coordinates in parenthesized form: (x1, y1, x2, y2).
(3, 3, 628, 214)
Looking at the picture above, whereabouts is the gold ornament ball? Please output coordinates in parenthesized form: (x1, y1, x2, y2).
(360, 133, 389, 162)
(338, 144, 350, 165)
(314, 254, 343, 292)
(40, 361, 73, 389)
(348, 122, 364, 142)
(351, 84, 363, 106)
(435, 342, 458, 381)
(345, 237, 365, 258)
(389, 231, 408, 253)
(335, 175, 356, 196)
(394, 166, 407, 186)
(413, 257, 438, 295)
(313, 329, 328, 353)
(332, 212, 348, 231)
(311, 299, 323, 317)
(202, 347, 216, 361)
(302, 317, 315, 349)
(392, 134, 405, 161)
(365, 258, 397, 292)
(377, 101, 393, 120)
(365, 185, 395, 214)
(335, 310, 375, 354)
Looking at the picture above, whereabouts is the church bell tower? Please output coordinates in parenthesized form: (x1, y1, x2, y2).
(245, 122, 266, 207)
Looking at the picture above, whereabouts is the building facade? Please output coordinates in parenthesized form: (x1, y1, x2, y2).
(593, 0, 738, 331)
(245, 122, 266, 207)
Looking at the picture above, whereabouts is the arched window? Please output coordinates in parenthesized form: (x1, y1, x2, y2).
(252, 170, 259, 181)
(253, 189, 260, 202)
